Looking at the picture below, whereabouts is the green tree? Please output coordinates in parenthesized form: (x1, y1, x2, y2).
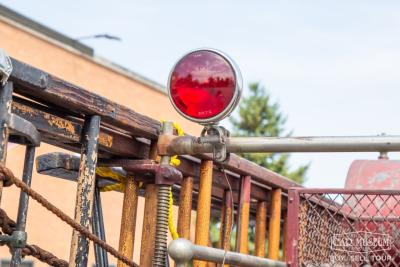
(229, 82, 308, 184)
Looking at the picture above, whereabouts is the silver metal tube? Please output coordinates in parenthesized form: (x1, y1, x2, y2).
(167, 135, 400, 155)
(227, 136, 400, 153)
(168, 238, 286, 267)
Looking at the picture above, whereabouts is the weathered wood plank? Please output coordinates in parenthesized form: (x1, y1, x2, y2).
(10, 58, 161, 139)
(12, 97, 149, 158)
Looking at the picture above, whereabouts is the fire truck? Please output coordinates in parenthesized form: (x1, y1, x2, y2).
(0, 47, 398, 267)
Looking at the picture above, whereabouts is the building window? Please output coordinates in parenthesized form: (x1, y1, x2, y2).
(1, 259, 33, 267)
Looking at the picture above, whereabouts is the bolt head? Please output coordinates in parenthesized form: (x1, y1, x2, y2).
(168, 238, 193, 264)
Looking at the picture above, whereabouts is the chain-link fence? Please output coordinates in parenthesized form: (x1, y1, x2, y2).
(286, 189, 400, 267)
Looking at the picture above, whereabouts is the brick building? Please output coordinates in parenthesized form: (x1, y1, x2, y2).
(0, 4, 200, 266)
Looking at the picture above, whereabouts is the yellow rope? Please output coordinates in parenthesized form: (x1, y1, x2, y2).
(96, 167, 142, 192)
(168, 187, 179, 240)
(100, 182, 125, 192)
(97, 167, 125, 192)
(169, 121, 184, 167)
(161, 120, 184, 240)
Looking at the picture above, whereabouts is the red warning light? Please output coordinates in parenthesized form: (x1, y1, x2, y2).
(168, 49, 242, 124)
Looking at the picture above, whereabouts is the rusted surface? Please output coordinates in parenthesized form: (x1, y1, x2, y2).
(11, 97, 287, 203)
(286, 189, 300, 267)
(69, 115, 100, 267)
(268, 188, 282, 260)
(157, 133, 177, 156)
(288, 189, 400, 266)
(345, 159, 400, 190)
(140, 184, 158, 267)
(254, 201, 267, 258)
(0, 82, 12, 203)
(193, 160, 213, 267)
(282, 211, 287, 261)
(117, 178, 139, 267)
(177, 155, 269, 202)
(121, 159, 182, 185)
(140, 142, 158, 267)
(10, 58, 161, 139)
(177, 176, 193, 239)
(9, 57, 301, 196)
(4, 56, 315, 267)
(12, 98, 148, 158)
(236, 175, 251, 254)
(219, 189, 233, 267)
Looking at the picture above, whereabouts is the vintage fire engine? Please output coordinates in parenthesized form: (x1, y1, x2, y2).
(0, 47, 398, 267)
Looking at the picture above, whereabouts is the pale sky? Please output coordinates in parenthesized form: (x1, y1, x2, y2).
(2, 0, 400, 188)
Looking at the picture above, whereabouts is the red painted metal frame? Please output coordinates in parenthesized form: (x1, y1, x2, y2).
(286, 188, 301, 267)
(285, 188, 400, 267)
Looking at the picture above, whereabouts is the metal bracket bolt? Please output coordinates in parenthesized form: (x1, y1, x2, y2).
(199, 125, 230, 163)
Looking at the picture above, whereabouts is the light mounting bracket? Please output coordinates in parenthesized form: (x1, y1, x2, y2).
(198, 125, 230, 163)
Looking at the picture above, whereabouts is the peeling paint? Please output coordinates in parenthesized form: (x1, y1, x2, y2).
(69, 116, 100, 266)
(99, 133, 113, 147)
(13, 102, 36, 116)
(44, 113, 75, 134)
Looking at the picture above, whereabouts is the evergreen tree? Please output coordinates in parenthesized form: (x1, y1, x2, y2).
(230, 82, 308, 184)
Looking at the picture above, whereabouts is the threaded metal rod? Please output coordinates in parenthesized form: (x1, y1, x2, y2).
(153, 121, 174, 267)
(153, 185, 171, 266)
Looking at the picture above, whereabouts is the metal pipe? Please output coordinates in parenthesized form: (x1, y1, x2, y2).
(92, 186, 108, 267)
(236, 175, 251, 254)
(10, 145, 35, 267)
(69, 115, 101, 267)
(169, 238, 287, 267)
(140, 141, 158, 267)
(228, 136, 400, 153)
(193, 160, 213, 267)
(117, 177, 139, 267)
(219, 189, 233, 253)
(177, 176, 193, 240)
(0, 82, 13, 204)
(268, 189, 282, 260)
(165, 135, 400, 155)
(254, 201, 267, 258)
(140, 184, 158, 267)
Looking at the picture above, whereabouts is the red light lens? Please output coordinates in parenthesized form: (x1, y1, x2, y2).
(169, 50, 236, 121)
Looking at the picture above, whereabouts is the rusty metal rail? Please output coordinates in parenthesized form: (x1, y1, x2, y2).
(0, 55, 299, 266)
(2, 48, 399, 267)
